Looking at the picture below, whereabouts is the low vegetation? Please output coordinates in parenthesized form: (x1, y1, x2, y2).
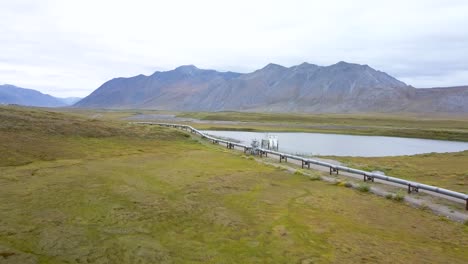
(357, 183, 371, 193)
(294, 169, 306, 176)
(385, 191, 406, 202)
(394, 191, 406, 202)
(177, 111, 468, 142)
(309, 175, 322, 181)
(329, 151, 468, 193)
(1, 106, 467, 263)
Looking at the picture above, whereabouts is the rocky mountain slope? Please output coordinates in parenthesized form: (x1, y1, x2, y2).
(75, 62, 468, 113)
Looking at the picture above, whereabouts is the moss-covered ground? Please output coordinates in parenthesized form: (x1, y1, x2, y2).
(1, 106, 467, 263)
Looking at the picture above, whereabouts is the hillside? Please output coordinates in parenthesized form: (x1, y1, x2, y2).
(76, 65, 241, 109)
(408, 86, 468, 113)
(75, 62, 468, 113)
(0, 84, 80, 107)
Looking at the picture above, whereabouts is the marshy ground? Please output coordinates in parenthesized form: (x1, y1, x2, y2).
(1, 106, 467, 263)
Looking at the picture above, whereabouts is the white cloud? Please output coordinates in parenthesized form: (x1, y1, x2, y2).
(1, 0, 468, 97)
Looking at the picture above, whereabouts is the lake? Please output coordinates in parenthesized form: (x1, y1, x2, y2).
(202, 130, 468, 157)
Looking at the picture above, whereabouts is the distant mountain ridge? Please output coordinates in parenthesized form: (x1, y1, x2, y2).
(0, 84, 81, 107)
(75, 62, 468, 113)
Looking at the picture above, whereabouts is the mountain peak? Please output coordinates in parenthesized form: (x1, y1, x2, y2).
(76, 61, 467, 113)
(299, 62, 313, 66)
(1, 84, 17, 88)
(261, 63, 287, 71)
(174, 65, 200, 74)
(331, 61, 371, 68)
(294, 62, 319, 69)
(333, 61, 355, 67)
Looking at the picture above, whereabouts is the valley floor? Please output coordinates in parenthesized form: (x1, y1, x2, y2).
(1, 106, 467, 263)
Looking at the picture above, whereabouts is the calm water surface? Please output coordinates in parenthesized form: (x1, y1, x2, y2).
(202, 130, 468, 157)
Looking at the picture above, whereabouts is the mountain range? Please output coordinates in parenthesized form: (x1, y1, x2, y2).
(75, 62, 468, 113)
(0, 84, 81, 107)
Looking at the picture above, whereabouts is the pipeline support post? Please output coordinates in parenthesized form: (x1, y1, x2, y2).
(329, 167, 339, 175)
(302, 161, 310, 169)
(407, 184, 419, 194)
(364, 175, 374, 182)
(279, 155, 287, 163)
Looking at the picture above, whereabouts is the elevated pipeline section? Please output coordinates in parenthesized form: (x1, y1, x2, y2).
(136, 122, 468, 210)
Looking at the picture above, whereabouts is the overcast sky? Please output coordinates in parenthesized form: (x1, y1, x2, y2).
(1, 0, 468, 97)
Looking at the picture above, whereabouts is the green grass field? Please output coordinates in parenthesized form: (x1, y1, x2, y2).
(324, 151, 468, 193)
(53, 109, 468, 141)
(1, 106, 467, 263)
(178, 111, 468, 141)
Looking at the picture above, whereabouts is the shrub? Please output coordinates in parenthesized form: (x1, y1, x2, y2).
(333, 180, 343, 186)
(393, 191, 405, 202)
(344, 182, 353, 188)
(439, 216, 450, 222)
(357, 184, 370, 192)
(385, 193, 393, 200)
(309, 175, 321, 181)
(294, 170, 306, 176)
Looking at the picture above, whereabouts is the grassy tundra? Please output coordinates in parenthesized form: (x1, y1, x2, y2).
(0, 106, 467, 263)
(56, 109, 468, 141)
(178, 111, 468, 141)
(326, 151, 468, 193)
(180, 111, 468, 194)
